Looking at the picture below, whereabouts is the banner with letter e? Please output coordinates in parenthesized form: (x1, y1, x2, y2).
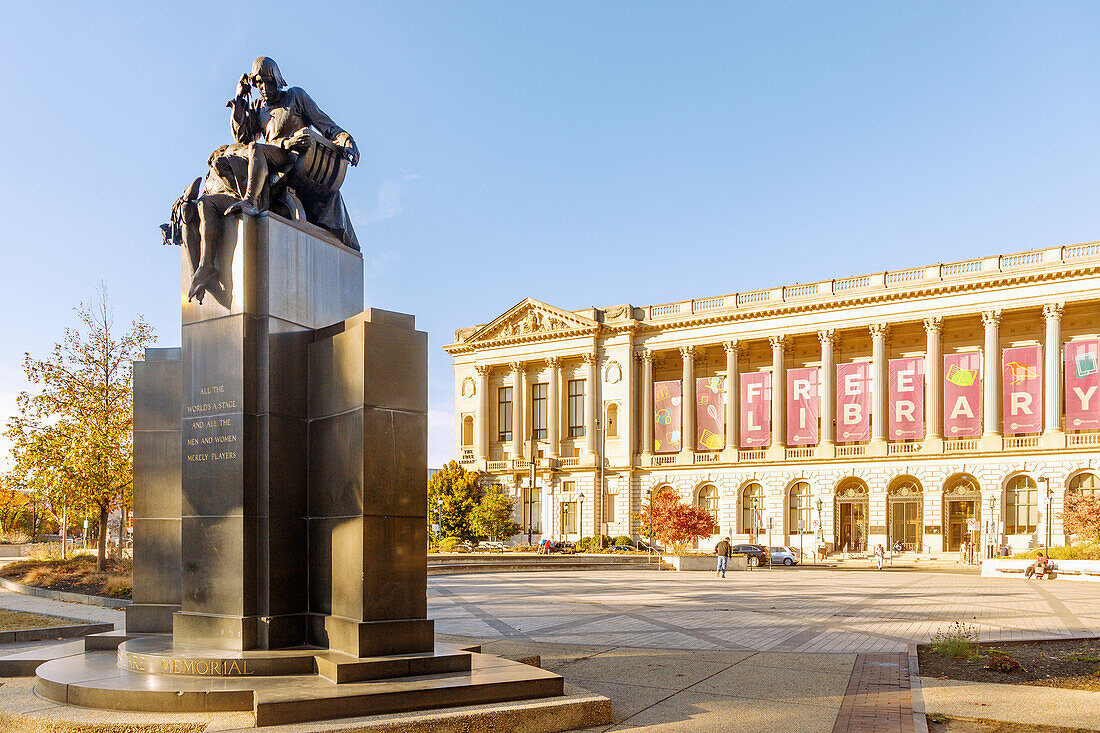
(836, 362, 870, 442)
(888, 357, 924, 440)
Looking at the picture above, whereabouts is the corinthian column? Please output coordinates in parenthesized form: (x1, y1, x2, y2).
(818, 330, 836, 446)
(923, 318, 943, 442)
(641, 350, 654, 456)
(510, 362, 524, 459)
(870, 323, 889, 447)
(582, 352, 598, 455)
(475, 364, 491, 461)
(982, 310, 1002, 448)
(723, 341, 740, 452)
(1043, 303, 1065, 447)
(546, 357, 561, 457)
(680, 346, 696, 456)
(769, 336, 787, 455)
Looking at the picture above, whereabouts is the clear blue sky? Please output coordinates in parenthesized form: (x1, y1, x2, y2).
(2, 2, 1099, 467)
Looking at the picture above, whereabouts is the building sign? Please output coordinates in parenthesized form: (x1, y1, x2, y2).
(740, 372, 771, 448)
(888, 358, 924, 440)
(836, 362, 870, 443)
(1065, 340, 1100, 429)
(1002, 345, 1042, 435)
(944, 352, 981, 436)
(653, 380, 681, 453)
(786, 367, 818, 446)
(696, 376, 725, 451)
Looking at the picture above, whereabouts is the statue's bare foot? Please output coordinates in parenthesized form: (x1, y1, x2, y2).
(224, 198, 261, 217)
(188, 264, 218, 301)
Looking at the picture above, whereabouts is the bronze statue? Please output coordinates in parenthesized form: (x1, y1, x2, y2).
(163, 57, 361, 303)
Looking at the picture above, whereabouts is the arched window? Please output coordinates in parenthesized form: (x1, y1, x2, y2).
(1005, 475, 1039, 534)
(696, 485, 719, 524)
(1068, 472, 1100, 499)
(741, 482, 764, 534)
(462, 415, 474, 447)
(788, 482, 811, 534)
(605, 404, 619, 437)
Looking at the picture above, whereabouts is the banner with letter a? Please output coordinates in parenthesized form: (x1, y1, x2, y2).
(1002, 345, 1042, 435)
(740, 372, 771, 448)
(696, 376, 725, 451)
(653, 380, 682, 453)
(1065, 340, 1100, 430)
(786, 367, 819, 446)
(888, 358, 924, 440)
(944, 352, 981, 437)
(836, 362, 870, 443)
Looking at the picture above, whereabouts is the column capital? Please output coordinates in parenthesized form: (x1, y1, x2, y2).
(1043, 302, 1065, 321)
(581, 352, 599, 366)
(817, 329, 837, 347)
(679, 345, 696, 362)
(545, 356, 561, 369)
(722, 340, 739, 355)
(868, 323, 890, 340)
(981, 309, 1002, 328)
(475, 364, 492, 377)
(768, 335, 787, 351)
(923, 317, 942, 334)
(633, 348, 653, 363)
(509, 361, 524, 375)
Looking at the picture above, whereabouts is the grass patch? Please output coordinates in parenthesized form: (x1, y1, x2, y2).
(0, 609, 72, 631)
(930, 621, 980, 659)
(0, 555, 132, 599)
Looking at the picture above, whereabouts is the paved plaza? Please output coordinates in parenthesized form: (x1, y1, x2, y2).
(429, 569, 1100, 652)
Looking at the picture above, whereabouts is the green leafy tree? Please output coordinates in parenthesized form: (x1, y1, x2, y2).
(469, 484, 521, 542)
(427, 461, 484, 542)
(12, 287, 153, 569)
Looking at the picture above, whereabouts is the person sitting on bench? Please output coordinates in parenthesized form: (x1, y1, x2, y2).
(1024, 551, 1049, 579)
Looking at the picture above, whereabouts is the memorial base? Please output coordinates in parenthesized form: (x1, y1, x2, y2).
(324, 616, 435, 657)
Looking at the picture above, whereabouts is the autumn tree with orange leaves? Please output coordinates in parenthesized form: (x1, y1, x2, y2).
(634, 489, 717, 554)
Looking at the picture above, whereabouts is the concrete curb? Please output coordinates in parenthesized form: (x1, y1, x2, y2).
(0, 622, 115, 644)
(0, 577, 131, 609)
(907, 643, 929, 733)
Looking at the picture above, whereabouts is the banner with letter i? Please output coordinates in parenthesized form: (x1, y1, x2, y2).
(1002, 345, 1041, 435)
(888, 358, 924, 440)
(695, 376, 725, 451)
(786, 367, 819, 446)
(1065, 340, 1100, 430)
(944, 352, 981, 437)
(740, 372, 771, 448)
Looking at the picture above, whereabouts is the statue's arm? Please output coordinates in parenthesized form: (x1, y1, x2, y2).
(227, 74, 261, 143)
(292, 88, 359, 166)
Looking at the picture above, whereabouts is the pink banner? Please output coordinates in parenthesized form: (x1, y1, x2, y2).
(653, 380, 681, 453)
(1065, 340, 1100, 430)
(889, 358, 924, 440)
(786, 367, 819, 446)
(740, 372, 771, 448)
(836, 362, 870, 443)
(1003, 346, 1042, 435)
(944, 353, 981, 437)
(696, 377, 725, 451)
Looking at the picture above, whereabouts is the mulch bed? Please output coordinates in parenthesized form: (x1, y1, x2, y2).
(0, 556, 132, 599)
(918, 638, 1100, 691)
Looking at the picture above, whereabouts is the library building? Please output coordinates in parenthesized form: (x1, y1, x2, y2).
(444, 241, 1100, 555)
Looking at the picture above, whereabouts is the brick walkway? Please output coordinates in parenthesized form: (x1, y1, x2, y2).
(832, 653, 915, 733)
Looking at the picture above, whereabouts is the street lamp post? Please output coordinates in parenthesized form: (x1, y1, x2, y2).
(750, 498, 759, 545)
(815, 498, 824, 562)
(986, 493, 996, 558)
(1039, 476, 1051, 551)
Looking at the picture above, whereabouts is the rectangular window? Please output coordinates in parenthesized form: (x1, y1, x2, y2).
(497, 387, 513, 442)
(605, 494, 616, 524)
(560, 502, 577, 534)
(531, 383, 548, 439)
(568, 379, 585, 437)
(522, 487, 541, 533)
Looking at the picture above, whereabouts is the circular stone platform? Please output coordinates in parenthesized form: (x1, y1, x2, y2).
(116, 636, 318, 677)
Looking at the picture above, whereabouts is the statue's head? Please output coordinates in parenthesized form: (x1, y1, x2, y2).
(249, 56, 287, 102)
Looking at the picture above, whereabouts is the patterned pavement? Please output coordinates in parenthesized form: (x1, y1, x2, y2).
(428, 569, 1100, 652)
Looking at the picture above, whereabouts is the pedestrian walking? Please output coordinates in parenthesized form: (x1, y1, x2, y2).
(874, 544, 885, 570)
(714, 536, 732, 578)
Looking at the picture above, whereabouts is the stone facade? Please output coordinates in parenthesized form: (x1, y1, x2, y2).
(444, 242, 1100, 553)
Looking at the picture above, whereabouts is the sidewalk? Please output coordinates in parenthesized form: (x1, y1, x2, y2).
(920, 677, 1100, 731)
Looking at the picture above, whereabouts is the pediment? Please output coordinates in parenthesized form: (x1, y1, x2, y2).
(464, 298, 598, 342)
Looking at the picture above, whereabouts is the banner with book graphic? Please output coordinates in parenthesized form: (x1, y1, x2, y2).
(836, 362, 870, 442)
(740, 372, 771, 448)
(944, 352, 981, 437)
(888, 358, 924, 440)
(653, 380, 682, 453)
(1065, 340, 1100, 430)
(1002, 345, 1042, 435)
(786, 367, 819, 446)
(695, 376, 725, 451)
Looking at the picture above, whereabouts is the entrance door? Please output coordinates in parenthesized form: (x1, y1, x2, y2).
(889, 500, 921, 551)
(946, 500, 976, 551)
(837, 501, 868, 552)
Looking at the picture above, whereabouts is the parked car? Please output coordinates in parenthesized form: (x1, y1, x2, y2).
(768, 546, 799, 566)
(731, 544, 770, 567)
(475, 541, 507, 553)
(607, 544, 636, 553)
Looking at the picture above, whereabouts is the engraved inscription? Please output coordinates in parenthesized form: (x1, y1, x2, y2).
(119, 652, 254, 676)
(184, 400, 241, 463)
(185, 383, 239, 416)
